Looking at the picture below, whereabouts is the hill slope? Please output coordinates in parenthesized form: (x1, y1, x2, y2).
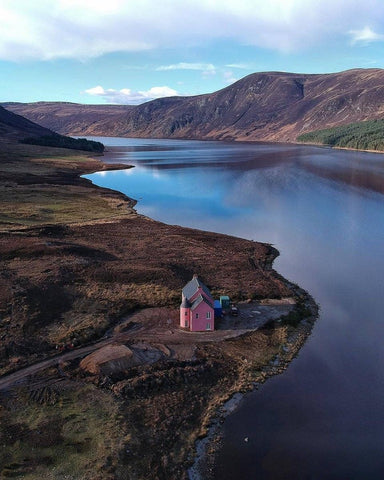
(0, 105, 54, 142)
(3, 68, 384, 142)
(0, 105, 104, 152)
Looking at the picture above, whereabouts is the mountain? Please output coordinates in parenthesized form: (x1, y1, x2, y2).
(0, 104, 104, 152)
(0, 105, 55, 143)
(3, 69, 384, 142)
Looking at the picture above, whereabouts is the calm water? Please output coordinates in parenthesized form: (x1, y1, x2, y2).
(85, 137, 384, 479)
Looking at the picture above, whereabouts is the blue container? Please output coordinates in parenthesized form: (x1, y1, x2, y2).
(214, 300, 222, 318)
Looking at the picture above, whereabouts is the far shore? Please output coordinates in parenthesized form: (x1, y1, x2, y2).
(78, 132, 384, 157)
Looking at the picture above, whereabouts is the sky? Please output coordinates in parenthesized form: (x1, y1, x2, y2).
(1, 0, 384, 105)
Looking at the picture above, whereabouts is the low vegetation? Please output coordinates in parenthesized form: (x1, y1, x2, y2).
(279, 297, 312, 327)
(0, 143, 133, 231)
(297, 119, 384, 151)
(0, 380, 124, 479)
(0, 322, 303, 479)
(22, 134, 104, 153)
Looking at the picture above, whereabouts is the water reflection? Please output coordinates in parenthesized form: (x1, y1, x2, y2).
(101, 138, 384, 195)
(85, 137, 384, 480)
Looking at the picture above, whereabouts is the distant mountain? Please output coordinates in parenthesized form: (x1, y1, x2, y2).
(0, 105, 54, 142)
(3, 69, 384, 142)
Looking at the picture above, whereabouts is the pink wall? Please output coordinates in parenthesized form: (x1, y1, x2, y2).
(190, 301, 214, 332)
(180, 307, 190, 328)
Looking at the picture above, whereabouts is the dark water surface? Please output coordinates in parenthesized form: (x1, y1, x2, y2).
(85, 138, 384, 479)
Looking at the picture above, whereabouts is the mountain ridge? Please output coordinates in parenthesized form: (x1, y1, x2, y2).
(3, 68, 384, 142)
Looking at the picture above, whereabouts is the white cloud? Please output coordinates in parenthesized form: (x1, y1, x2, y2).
(156, 63, 215, 72)
(84, 85, 179, 104)
(225, 63, 253, 69)
(349, 26, 384, 44)
(85, 86, 105, 95)
(1, 1, 384, 60)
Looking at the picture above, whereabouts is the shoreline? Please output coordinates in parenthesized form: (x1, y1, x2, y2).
(295, 140, 384, 155)
(58, 150, 319, 478)
(80, 133, 384, 156)
(187, 282, 318, 480)
(0, 142, 319, 479)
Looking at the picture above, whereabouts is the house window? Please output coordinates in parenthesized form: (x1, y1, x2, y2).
(195, 313, 199, 319)
(206, 322, 211, 330)
(185, 320, 189, 327)
(185, 311, 188, 316)
(206, 311, 211, 319)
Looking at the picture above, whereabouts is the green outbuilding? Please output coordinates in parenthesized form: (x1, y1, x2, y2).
(220, 295, 230, 310)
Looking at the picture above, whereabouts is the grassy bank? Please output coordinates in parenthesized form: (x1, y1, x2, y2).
(0, 143, 134, 231)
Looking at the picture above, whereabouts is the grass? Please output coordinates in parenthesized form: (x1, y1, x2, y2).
(0, 184, 132, 229)
(0, 382, 123, 479)
(0, 142, 135, 231)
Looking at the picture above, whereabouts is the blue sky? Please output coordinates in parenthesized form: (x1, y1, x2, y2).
(1, 0, 384, 104)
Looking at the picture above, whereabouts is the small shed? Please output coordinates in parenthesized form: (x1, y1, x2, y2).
(220, 295, 230, 310)
(214, 300, 222, 318)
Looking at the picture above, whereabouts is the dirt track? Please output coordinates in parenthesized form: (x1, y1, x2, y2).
(0, 301, 295, 391)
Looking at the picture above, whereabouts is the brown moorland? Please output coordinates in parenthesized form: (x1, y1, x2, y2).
(0, 134, 317, 479)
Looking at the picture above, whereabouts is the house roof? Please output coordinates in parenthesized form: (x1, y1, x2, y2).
(190, 293, 214, 311)
(182, 275, 213, 301)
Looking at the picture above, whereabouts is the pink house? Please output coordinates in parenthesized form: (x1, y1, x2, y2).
(180, 275, 214, 331)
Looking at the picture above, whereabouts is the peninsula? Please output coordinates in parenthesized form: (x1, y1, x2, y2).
(0, 110, 317, 479)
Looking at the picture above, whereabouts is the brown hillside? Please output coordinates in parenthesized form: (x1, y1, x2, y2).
(0, 105, 55, 143)
(3, 68, 384, 142)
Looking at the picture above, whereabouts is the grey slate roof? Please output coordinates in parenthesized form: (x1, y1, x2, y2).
(182, 276, 213, 301)
(190, 293, 214, 311)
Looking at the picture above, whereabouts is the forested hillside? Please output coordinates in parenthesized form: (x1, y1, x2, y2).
(297, 119, 384, 151)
